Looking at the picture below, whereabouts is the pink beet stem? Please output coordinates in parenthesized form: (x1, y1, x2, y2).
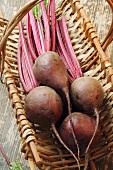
(29, 10, 42, 55)
(56, 44, 75, 82)
(17, 37, 30, 93)
(26, 13, 37, 61)
(47, 0, 52, 23)
(19, 23, 34, 90)
(37, 19, 45, 53)
(58, 20, 77, 79)
(56, 44, 68, 67)
(68, 73, 75, 83)
(0, 144, 10, 167)
(19, 21, 38, 88)
(39, 18, 45, 42)
(59, 17, 83, 78)
(56, 21, 75, 77)
(21, 43, 34, 92)
(21, 48, 34, 92)
(51, 0, 56, 51)
(40, 1, 51, 52)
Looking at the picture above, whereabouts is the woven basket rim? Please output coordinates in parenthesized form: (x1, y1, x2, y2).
(0, 0, 113, 84)
(0, 0, 113, 170)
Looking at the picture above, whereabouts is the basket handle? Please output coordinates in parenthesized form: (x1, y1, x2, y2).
(69, 0, 113, 51)
(0, 0, 43, 79)
(0, 0, 112, 74)
(69, 0, 79, 13)
(101, 0, 113, 51)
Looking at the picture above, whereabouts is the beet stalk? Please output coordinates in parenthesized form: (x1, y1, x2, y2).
(37, 19, 45, 53)
(56, 21, 76, 80)
(28, 9, 42, 55)
(58, 16, 83, 79)
(56, 44, 74, 82)
(21, 47, 33, 92)
(18, 21, 38, 90)
(0, 144, 10, 167)
(26, 12, 37, 61)
(51, 0, 56, 51)
(17, 37, 31, 93)
(40, 1, 51, 51)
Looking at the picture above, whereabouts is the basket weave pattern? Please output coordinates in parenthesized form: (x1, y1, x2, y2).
(0, 0, 113, 169)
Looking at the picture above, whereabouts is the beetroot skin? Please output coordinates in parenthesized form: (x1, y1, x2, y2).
(59, 112, 99, 153)
(70, 77, 104, 113)
(24, 86, 63, 128)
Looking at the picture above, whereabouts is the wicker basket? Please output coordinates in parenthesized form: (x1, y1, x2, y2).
(0, 0, 113, 169)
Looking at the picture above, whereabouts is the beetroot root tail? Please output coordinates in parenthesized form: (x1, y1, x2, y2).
(84, 152, 89, 170)
(51, 123, 81, 170)
(63, 88, 80, 161)
(86, 108, 99, 153)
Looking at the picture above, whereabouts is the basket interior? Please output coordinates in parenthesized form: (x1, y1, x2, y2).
(0, 0, 113, 169)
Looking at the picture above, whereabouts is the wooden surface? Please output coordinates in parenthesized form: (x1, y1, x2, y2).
(0, 0, 113, 170)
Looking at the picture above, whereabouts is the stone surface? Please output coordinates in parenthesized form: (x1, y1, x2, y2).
(0, 0, 113, 170)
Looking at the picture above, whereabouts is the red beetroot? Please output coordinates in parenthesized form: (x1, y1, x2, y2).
(24, 86, 80, 167)
(24, 86, 63, 128)
(70, 77, 104, 154)
(33, 51, 80, 167)
(59, 112, 99, 154)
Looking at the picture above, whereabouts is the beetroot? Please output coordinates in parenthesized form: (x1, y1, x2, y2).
(70, 77, 104, 153)
(24, 86, 63, 128)
(59, 112, 99, 154)
(24, 86, 80, 166)
(70, 77, 104, 113)
(33, 51, 69, 92)
(33, 52, 81, 166)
